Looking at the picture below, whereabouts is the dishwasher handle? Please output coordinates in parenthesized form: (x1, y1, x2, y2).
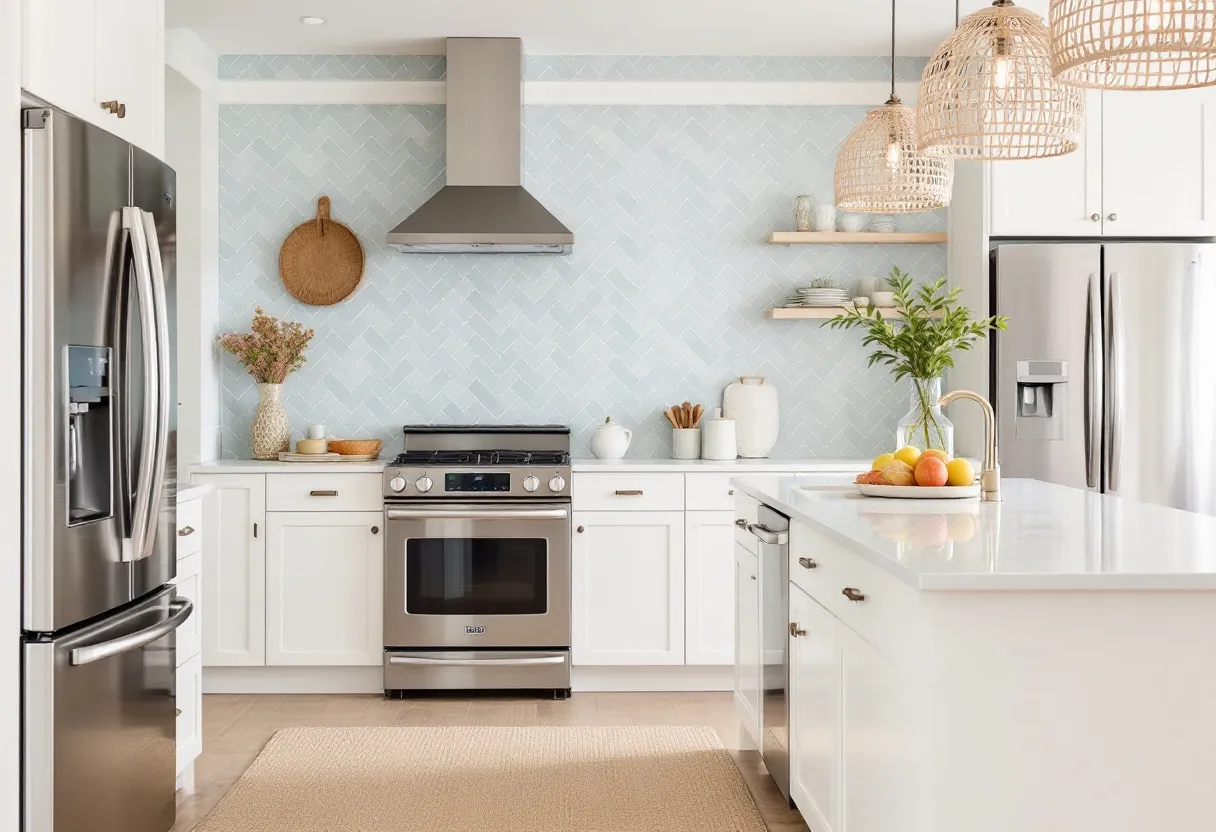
(747, 523, 788, 546)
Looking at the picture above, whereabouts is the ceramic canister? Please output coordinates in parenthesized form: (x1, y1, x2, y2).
(671, 428, 702, 460)
(700, 408, 737, 460)
(722, 376, 779, 458)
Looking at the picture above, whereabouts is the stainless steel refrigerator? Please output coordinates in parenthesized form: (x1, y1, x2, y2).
(21, 107, 190, 832)
(992, 242, 1216, 516)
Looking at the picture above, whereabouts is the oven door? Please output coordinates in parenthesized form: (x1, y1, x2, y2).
(384, 502, 571, 649)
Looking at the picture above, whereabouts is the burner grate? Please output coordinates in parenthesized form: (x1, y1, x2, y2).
(391, 450, 570, 466)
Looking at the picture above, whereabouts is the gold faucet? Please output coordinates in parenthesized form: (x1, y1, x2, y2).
(939, 389, 1001, 502)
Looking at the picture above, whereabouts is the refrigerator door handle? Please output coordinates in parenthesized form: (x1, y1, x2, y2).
(139, 208, 171, 562)
(1105, 271, 1123, 493)
(1084, 273, 1101, 489)
(122, 206, 158, 563)
(68, 599, 193, 666)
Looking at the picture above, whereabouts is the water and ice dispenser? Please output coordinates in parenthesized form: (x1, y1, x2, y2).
(1014, 360, 1068, 441)
(66, 345, 113, 525)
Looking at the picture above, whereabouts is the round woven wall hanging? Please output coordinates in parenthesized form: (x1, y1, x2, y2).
(279, 196, 365, 306)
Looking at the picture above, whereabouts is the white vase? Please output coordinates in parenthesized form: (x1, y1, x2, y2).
(251, 383, 292, 460)
(722, 377, 779, 458)
(812, 204, 837, 232)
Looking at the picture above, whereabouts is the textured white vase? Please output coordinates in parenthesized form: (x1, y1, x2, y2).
(722, 377, 779, 458)
(251, 383, 291, 460)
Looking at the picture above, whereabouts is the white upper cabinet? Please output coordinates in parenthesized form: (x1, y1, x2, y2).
(1102, 90, 1216, 238)
(572, 511, 686, 665)
(990, 88, 1216, 238)
(266, 512, 384, 666)
(685, 510, 736, 666)
(22, 0, 164, 157)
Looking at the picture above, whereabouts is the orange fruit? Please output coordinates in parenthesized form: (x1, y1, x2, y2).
(913, 456, 949, 487)
(921, 448, 951, 463)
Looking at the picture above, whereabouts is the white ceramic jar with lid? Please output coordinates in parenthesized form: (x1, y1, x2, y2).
(589, 416, 632, 460)
(700, 408, 737, 460)
(722, 376, 779, 458)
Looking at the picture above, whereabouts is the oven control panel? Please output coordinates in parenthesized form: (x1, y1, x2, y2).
(384, 467, 572, 499)
(445, 472, 510, 492)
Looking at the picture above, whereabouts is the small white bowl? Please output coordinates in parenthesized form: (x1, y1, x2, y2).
(871, 291, 897, 308)
(852, 297, 870, 308)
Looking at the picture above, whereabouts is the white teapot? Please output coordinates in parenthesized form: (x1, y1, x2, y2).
(589, 416, 632, 460)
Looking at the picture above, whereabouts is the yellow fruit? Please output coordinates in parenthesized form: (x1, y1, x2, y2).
(871, 452, 896, 471)
(881, 459, 915, 486)
(893, 446, 922, 468)
(921, 448, 951, 464)
(946, 457, 975, 487)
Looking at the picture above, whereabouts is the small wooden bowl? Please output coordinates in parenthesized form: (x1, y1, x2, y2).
(327, 438, 382, 456)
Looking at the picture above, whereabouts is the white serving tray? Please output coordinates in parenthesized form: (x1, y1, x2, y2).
(277, 452, 380, 463)
(856, 483, 980, 499)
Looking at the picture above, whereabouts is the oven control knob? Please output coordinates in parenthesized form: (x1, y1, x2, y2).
(415, 475, 433, 493)
(523, 475, 540, 492)
(548, 475, 567, 493)
(388, 475, 407, 493)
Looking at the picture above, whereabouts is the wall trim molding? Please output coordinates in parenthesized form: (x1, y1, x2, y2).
(216, 79, 920, 106)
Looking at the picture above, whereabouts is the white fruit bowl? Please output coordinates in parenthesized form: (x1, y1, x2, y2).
(856, 483, 980, 499)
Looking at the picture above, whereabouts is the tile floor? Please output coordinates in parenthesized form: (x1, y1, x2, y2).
(173, 692, 808, 831)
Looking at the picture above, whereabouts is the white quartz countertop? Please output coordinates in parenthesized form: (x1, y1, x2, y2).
(731, 476, 1216, 591)
(572, 457, 868, 473)
(192, 459, 387, 474)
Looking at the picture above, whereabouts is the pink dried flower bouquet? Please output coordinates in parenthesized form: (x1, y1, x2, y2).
(217, 307, 315, 384)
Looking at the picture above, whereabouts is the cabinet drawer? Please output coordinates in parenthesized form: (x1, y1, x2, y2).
(686, 472, 753, 510)
(790, 525, 918, 651)
(267, 473, 381, 512)
(733, 492, 762, 553)
(176, 497, 202, 559)
(571, 472, 684, 511)
(172, 554, 201, 665)
(175, 653, 202, 776)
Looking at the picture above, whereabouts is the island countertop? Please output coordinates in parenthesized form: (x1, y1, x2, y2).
(731, 475, 1216, 590)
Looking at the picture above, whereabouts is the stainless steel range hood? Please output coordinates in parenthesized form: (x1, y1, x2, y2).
(387, 38, 573, 254)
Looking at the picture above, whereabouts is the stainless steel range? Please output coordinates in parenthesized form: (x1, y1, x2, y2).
(382, 425, 572, 699)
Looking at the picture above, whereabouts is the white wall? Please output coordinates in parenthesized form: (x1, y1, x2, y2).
(1, 0, 21, 826)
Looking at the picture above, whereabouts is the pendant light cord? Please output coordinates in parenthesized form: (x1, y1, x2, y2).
(890, 0, 897, 99)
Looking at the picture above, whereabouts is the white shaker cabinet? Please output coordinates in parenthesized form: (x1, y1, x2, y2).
(684, 510, 736, 665)
(733, 542, 761, 747)
(194, 474, 267, 666)
(22, 0, 97, 121)
(265, 512, 384, 666)
(789, 583, 839, 832)
(572, 511, 685, 665)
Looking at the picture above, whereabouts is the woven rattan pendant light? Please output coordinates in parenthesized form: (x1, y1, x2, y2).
(834, 0, 954, 213)
(1050, 1, 1216, 90)
(918, 0, 1086, 159)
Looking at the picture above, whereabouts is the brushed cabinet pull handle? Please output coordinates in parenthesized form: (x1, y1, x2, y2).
(789, 622, 807, 638)
(842, 587, 866, 602)
(310, 489, 338, 497)
(728, 489, 734, 495)
(614, 489, 643, 496)
(116, 102, 126, 118)
(176, 708, 182, 717)
(253, 522, 257, 538)
(734, 518, 747, 528)
(798, 557, 817, 570)
(749, 574, 756, 581)
(576, 525, 585, 533)
(178, 526, 195, 537)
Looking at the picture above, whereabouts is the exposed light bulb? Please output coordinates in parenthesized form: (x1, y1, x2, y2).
(886, 141, 902, 172)
(992, 56, 1011, 97)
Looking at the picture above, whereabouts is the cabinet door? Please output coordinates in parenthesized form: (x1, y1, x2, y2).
(175, 653, 202, 776)
(685, 510, 735, 665)
(840, 624, 901, 832)
(94, 0, 164, 154)
(734, 543, 761, 744)
(266, 512, 383, 666)
(789, 584, 840, 832)
(195, 475, 266, 666)
(1102, 90, 1216, 237)
(22, 0, 98, 120)
(572, 511, 685, 665)
(989, 89, 1103, 237)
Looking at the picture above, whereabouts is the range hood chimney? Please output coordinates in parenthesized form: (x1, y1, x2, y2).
(387, 38, 573, 254)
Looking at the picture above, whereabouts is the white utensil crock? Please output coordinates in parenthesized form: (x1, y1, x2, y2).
(671, 428, 702, 460)
(722, 376, 779, 458)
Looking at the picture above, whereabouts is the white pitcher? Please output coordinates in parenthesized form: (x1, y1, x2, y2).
(589, 416, 632, 460)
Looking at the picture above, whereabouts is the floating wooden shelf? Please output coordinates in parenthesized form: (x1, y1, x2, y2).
(767, 231, 948, 245)
(765, 306, 938, 320)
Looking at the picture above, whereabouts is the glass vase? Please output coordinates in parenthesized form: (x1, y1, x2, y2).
(896, 377, 954, 456)
(251, 382, 292, 460)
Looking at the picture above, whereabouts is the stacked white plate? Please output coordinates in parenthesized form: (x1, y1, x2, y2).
(786, 286, 851, 307)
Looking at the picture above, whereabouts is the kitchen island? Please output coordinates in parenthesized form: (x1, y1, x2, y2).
(731, 476, 1216, 832)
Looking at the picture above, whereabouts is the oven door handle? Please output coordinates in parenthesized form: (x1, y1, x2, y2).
(385, 508, 570, 521)
(388, 655, 567, 667)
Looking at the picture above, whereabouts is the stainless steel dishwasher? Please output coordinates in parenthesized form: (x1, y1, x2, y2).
(751, 504, 791, 804)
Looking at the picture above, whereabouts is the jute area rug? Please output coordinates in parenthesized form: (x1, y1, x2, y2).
(194, 725, 766, 831)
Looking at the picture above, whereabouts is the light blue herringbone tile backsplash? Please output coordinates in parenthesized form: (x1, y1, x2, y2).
(218, 103, 947, 459)
(219, 54, 929, 82)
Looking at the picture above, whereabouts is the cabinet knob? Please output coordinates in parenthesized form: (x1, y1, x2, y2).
(1090, 213, 1101, 222)
(175, 708, 182, 718)
(576, 525, 585, 533)
(371, 526, 379, 535)
(749, 574, 756, 581)
(734, 518, 747, 528)
(177, 525, 195, 537)
(1107, 213, 1118, 222)
(798, 556, 817, 570)
(842, 587, 866, 602)
(100, 100, 126, 118)
(788, 622, 807, 638)
(728, 489, 734, 496)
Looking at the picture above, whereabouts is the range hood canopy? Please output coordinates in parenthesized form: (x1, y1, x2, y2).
(387, 38, 573, 255)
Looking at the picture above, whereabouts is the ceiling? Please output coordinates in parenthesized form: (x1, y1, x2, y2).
(166, 0, 1052, 57)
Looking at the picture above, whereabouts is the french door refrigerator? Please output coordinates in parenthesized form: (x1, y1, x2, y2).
(991, 243, 1216, 517)
(21, 107, 190, 832)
